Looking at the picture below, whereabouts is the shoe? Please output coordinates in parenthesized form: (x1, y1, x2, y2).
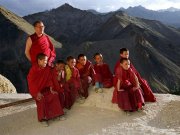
(59, 116, 66, 121)
(63, 109, 68, 114)
(80, 96, 85, 100)
(137, 108, 144, 112)
(41, 120, 49, 127)
(77, 98, 85, 104)
(97, 88, 103, 93)
(95, 88, 98, 93)
(125, 111, 131, 116)
(76, 97, 85, 104)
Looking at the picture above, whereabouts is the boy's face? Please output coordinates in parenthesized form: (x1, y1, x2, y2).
(67, 59, 76, 68)
(78, 56, 87, 66)
(94, 55, 103, 64)
(56, 63, 65, 71)
(120, 51, 129, 58)
(38, 56, 48, 68)
(120, 60, 130, 70)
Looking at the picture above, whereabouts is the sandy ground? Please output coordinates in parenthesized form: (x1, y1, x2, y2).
(0, 87, 180, 135)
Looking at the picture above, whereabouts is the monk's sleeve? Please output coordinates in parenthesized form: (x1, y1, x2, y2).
(129, 68, 139, 87)
(27, 67, 39, 98)
(76, 68, 81, 82)
(46, 36, 56, 64)
(49, 68, 62, 92)
(90, 64, 96, 78)
(115, 66, 122, 81)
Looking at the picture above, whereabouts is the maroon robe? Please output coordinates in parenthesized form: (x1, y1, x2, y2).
(76, 60, 95, 98)
(27, 64, 64, 121)
(30, 33, 56, 65)
(114, 61, 156, 102)
(113, 65, 144, 111)
(64, 66, 81, 108)
(52, 68, 75, 109)
(52, 68, 65, 109)
(94, 63, 113, 88)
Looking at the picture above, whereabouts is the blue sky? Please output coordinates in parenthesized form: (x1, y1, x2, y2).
(0, 0, 180, 16)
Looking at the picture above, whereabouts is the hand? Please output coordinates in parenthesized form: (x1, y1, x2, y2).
(48, 62, 54, 67)
(118, 89, 124, 92)
(132, 86, 139, 91)
(50, 88, 58, 94)
(36, 92, 43, 101)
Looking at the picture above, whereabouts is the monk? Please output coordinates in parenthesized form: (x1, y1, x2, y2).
(93, 53, 113, 93)
(25, 20, 56, 66)
(53, 60, 66, 109)
(114, 58, 144, 112)
(112, 48, 156, 103)
(76, 54, 95, 98)
(65, 56, 84, 106)
(27, 53, 64, 126)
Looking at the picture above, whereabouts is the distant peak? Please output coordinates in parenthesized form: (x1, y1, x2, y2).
(60, 3, 73, 9)
(158, 7, 180, 12)
(128, 5, 147, 11)
(55, 3, 78, 12)
(136, 5, 145, 9)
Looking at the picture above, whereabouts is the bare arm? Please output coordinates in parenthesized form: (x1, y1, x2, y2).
(117, 79, 124, 91)
(132, 74, 140, 91)
(25, 37, 32, 61)
(117, 79, 120, 91)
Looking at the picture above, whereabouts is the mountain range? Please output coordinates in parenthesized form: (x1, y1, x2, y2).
(0, 3, 179, 93)
(88, 5, 180, 28)
(116, 5, 180, 28)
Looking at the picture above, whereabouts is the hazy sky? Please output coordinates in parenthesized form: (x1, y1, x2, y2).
(0, 0, 180, 16)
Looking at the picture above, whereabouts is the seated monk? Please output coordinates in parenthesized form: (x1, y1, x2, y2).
(27, 53, 64, 126)
(52, 60, 66, 109)
(76, 54, 95, 98)
(93, 53, 113, 93)
(113, 58, 145, 112)
(64, 56, 84, 106)
(113, 48, 156, 103)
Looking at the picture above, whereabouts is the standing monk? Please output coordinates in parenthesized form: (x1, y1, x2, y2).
(25, 20, 56, 66)
(113, 48, 156, 103)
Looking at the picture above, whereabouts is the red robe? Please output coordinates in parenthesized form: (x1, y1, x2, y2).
(30, 33, 56, 65)
(94, 63, 113, 88)
(27, 64, 64, 121)
(76, 60, 95, 98)
(64, 66, 81, 108)
(51, 68, 65, 109)
(113, 65, 144, 111)
(113, 61, 156, 102)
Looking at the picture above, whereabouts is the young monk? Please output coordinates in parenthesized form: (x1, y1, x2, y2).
(53, 60, 66, 109)
(114, 58, 144, 112)
(93, 53, 113, 92)
(27, 53, 64, 126)
(113, 48, 156, 103)
(76, 54, 96, 98)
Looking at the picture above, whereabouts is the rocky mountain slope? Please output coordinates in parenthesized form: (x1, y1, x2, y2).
(0, 4, 179, 93)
